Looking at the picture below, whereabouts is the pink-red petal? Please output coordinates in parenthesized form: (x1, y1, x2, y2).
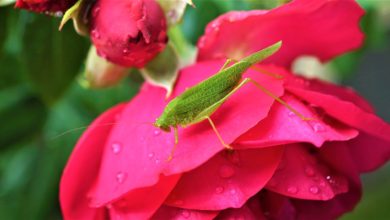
(347, 132, 390, 173)
(266, 144, 349, 201)
(287, 86, 390, 142)
(197, 0, 364, 68)
(286, 76, 375, 113)
(291, 141, 361, 220)
(151, 206, 218, 220)
(60, 104, 125, 220)
(236, 94, 358, 148)
(103, 174, 181, 219)
(215, 197, 267, 220)
(164, 147, 283, 210)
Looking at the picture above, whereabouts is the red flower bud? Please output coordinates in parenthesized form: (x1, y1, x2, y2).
(89, 0, 168, 68)
(15, 0, 77, 15)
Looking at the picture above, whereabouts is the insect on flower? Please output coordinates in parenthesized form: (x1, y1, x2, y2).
(154, 41, 311, 160)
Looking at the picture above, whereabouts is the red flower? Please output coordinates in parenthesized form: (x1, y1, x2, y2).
(197, 0, 364, 68)
(60, 0, 390, 219)
(89, 0, 168, 68)
(15, 0, 77, 14)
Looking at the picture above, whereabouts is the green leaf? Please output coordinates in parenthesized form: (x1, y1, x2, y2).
(0, 89, 47, 149)
(21, 13, 89, 104)
(140, 43, 181, 97)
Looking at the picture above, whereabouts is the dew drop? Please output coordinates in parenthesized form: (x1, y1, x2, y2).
(215, 186, 224, 194)
(219, 165, 235, 178)
(111, 142, 122, 154)
(181, 210, 190, 218)
(92, 7, 100, 17)
(312, 123, 326, 132)
(148, 152, 155, 158)
(230, 189, 237, 195)
(326, 175, 336, 184)
(288, 111, 296, 117)
(155, 159, 161, 164)
(54, 11, 63, 17)
(153, 129, 161, 136)
(91, 29, 100, 39)
(309, 186, 319, 194)
(116, 172, 127, 184)
(287, 186, 298, 194)
(122, 48, 129, 55)
(304, 166, 315, 177)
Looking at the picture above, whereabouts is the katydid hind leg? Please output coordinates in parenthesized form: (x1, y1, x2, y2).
(206, 116, 233, 150)
(231, 58, 283, 79)
(245, 78, 313, 121)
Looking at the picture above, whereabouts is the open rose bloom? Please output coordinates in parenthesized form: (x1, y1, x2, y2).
(60, 0, 390, 219)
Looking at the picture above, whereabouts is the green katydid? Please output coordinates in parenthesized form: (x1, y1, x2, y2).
(154, 41, 310, 160)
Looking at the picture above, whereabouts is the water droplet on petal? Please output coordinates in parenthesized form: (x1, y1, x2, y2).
(312, 123, 326, 132)
(326, 175, 336, 185)
(219, 165, 235, 178)
(91, 29, 100, 39)
(155, 159, 161, 164)
(116, 172, 127, 184)
(215, 186, 224, 194)
(309, 186, 319, 194)
(288, 111, 296, 117)
(181, 210, 190, 218)
(153, 129, 161, 136)
(92, 7, 100, 17)
(230, 189, 237, 195)
(287, 186, 298, 194)
(111, 142, 122, 154)
(122, 48, 129, 55)
(148, 152, 155, 158)
(304, 166, 315, 177)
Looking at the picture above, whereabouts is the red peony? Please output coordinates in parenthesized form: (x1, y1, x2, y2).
(60, 0, 390, 219)
(15, 0, 77, 15)
(89, 0, 168, 68)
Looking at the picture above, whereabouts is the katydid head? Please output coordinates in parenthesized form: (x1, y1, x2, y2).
(154, 117, 172, 132)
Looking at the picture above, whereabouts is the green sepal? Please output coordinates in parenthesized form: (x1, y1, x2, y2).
(59, 0, 89, 36)
(140, 43, 182, 98)
(157, 0, 194, 25)
(0, 0, 15, 7)
(81, 46, 129, 89)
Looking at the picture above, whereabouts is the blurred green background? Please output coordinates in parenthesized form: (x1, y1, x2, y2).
(0, 0, 389, 219)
